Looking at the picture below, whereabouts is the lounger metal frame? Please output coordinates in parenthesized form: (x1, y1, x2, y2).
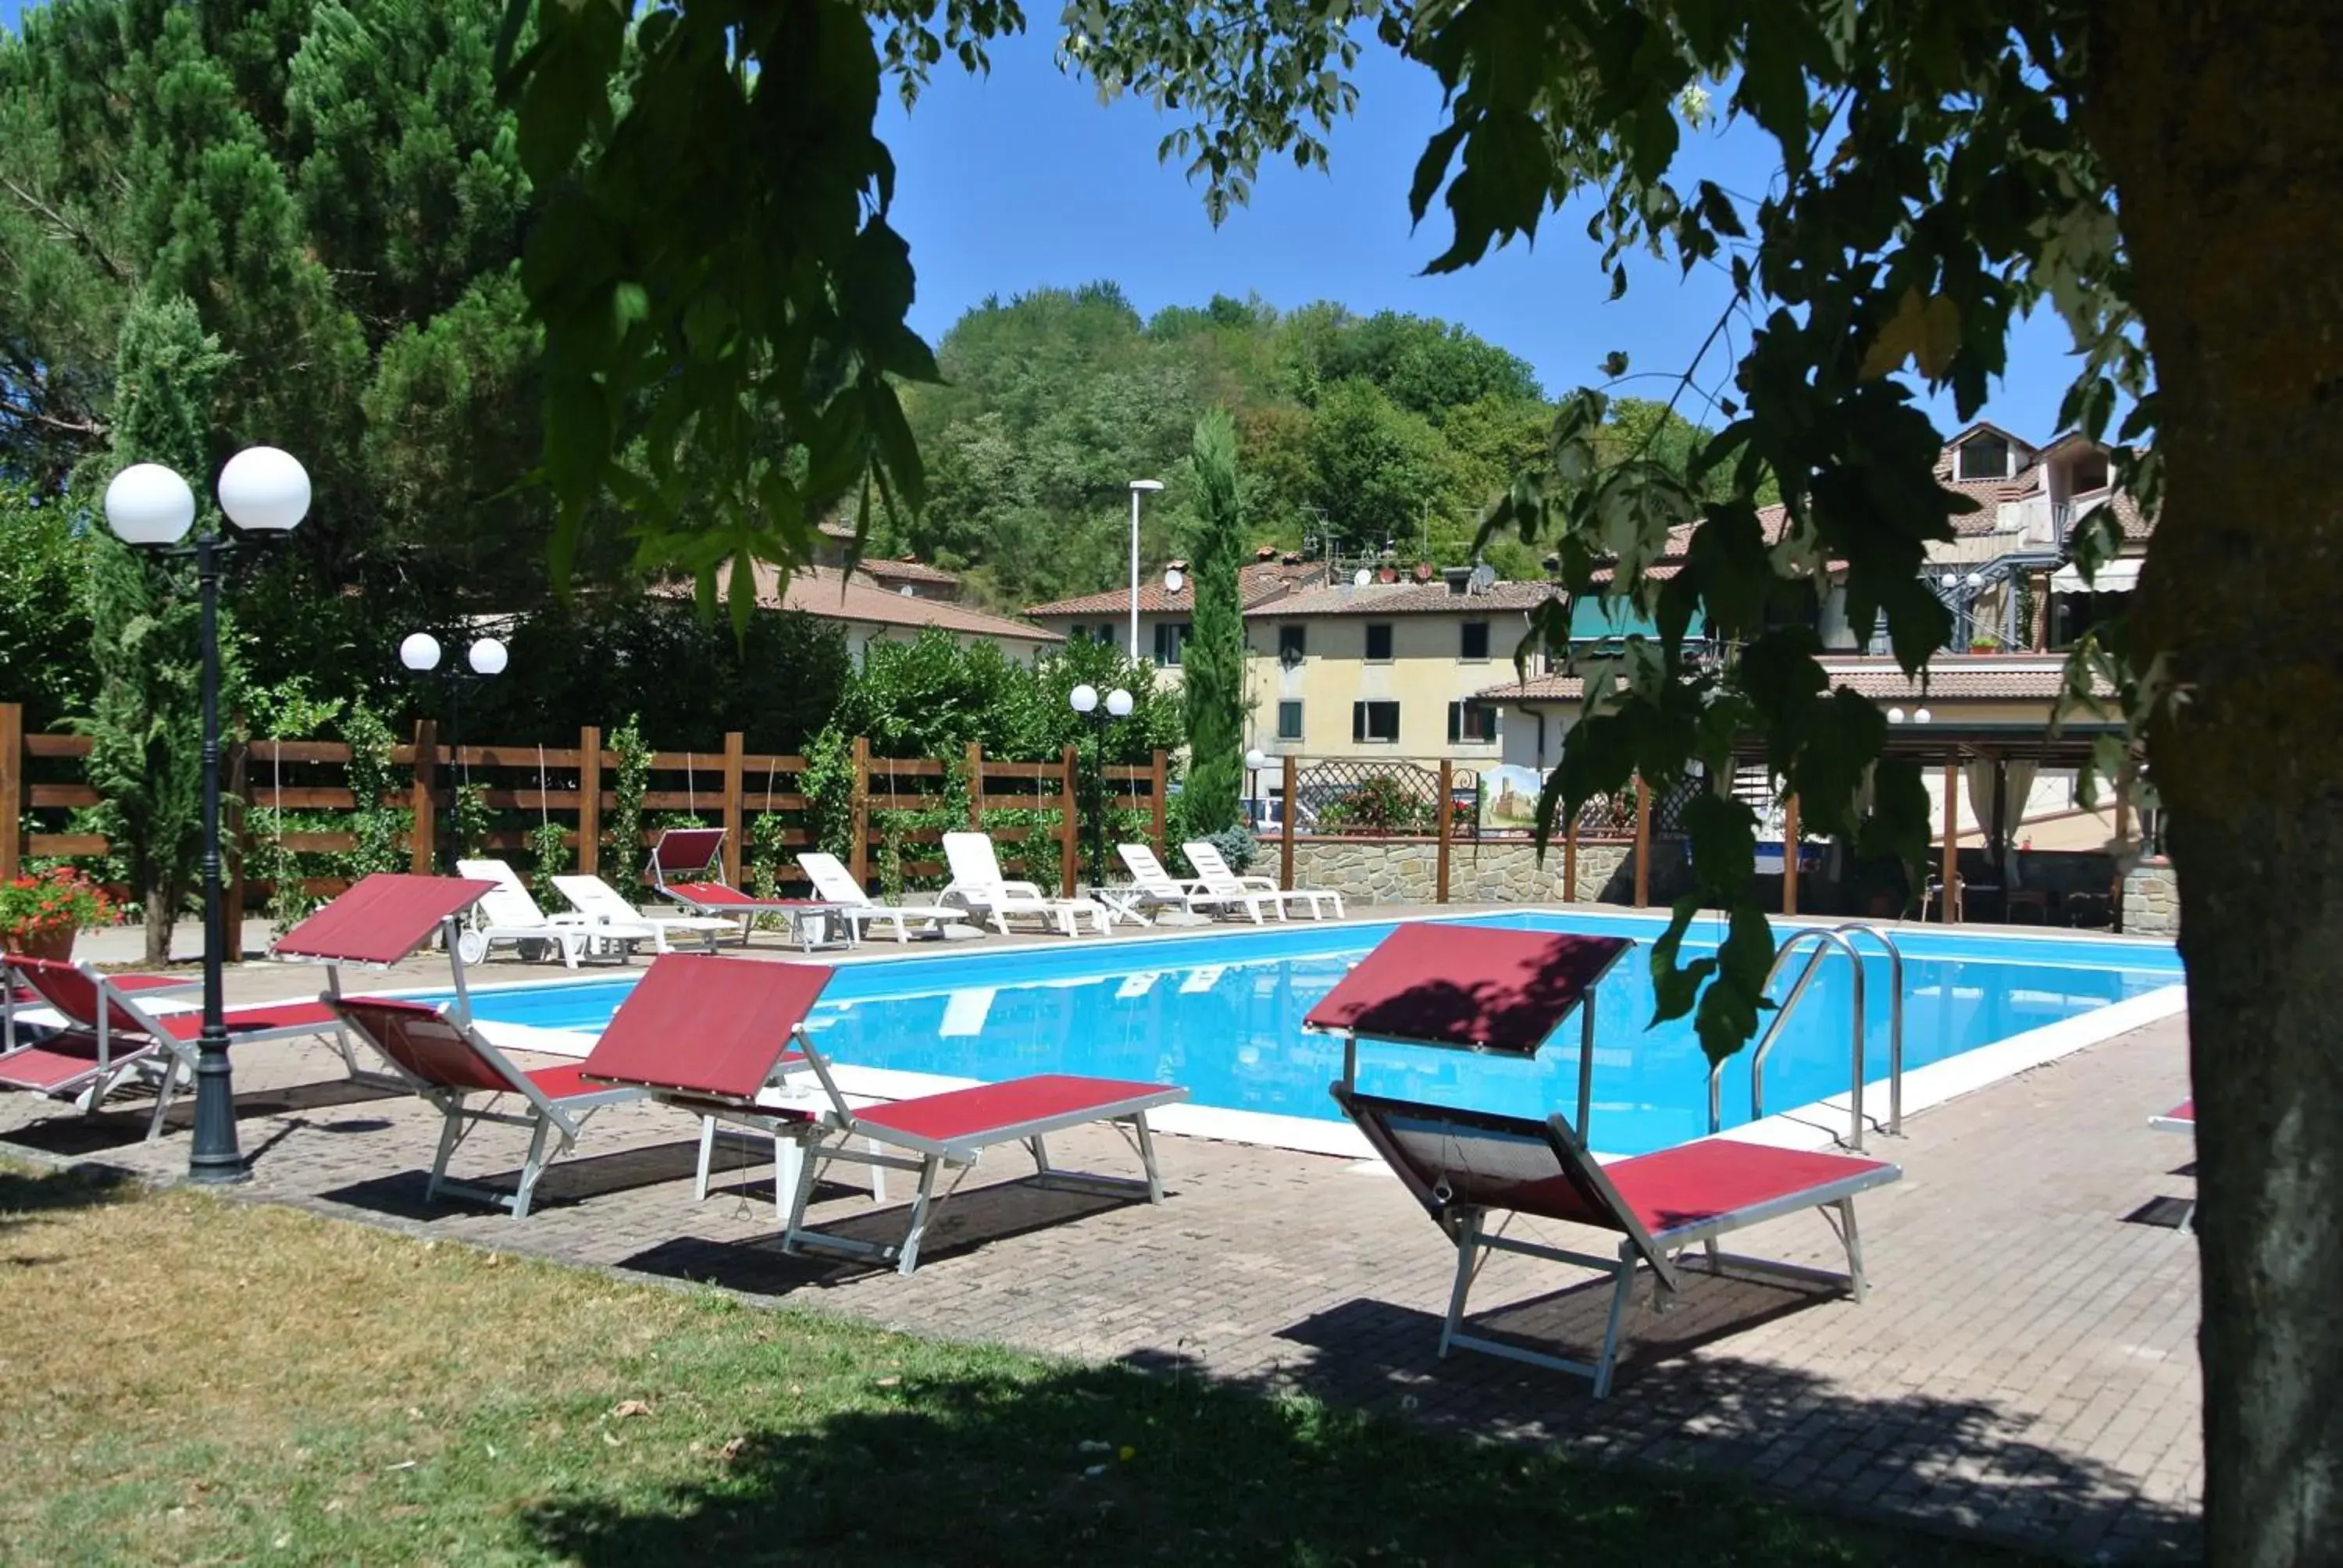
(779, 1040, 1174, 1275)
(1339, 1089, 1896, 1396)
(330, 996, 644, 1218)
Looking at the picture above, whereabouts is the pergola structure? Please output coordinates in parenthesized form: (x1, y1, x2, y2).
(1482, 656, 2149, 926)
(1747, 712, 2139, 925)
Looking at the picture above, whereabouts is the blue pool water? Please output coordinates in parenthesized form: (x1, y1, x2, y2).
(438, 912, 2184, 1155)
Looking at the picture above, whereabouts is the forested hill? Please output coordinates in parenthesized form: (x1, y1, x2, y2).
(889, 283, 1583, 610)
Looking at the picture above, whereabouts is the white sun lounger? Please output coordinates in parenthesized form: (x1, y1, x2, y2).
(795, 852, 958, 943)
(939, 832, 1105, 937)
(1112, 844, 1221, 925)
(1182, 839, 1344, 922)
(551, 874, 732, 953)
(456, 859, 637, 967)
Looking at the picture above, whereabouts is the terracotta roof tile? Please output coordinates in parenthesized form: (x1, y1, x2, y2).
(683, 564, 1060, 644)
(1025, 558, 1328, 618)
(1250, 579, 1560, 618)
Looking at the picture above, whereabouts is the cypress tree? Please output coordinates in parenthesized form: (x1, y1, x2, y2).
(1179, 408, 1246, 836)
(83, 292, 234, 964)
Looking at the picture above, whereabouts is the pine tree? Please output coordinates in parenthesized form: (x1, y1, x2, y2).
(83, 292, 234, 964)
(1180, 408, 1246, 836)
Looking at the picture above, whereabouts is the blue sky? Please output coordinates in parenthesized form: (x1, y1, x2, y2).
(0, 4, 2077, 438)
(880, 30, 2079, 439)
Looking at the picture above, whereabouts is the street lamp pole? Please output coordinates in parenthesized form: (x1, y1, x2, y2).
(1068, 683, 1132, 888)
(1127, 479, 1164, 664)
(1245, 747, 1268, 828)
(103, 447, 312, 1185)
(401, 633, 509, 871)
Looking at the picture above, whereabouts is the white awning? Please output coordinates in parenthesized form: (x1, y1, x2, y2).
(2050, 556, 2142, 593)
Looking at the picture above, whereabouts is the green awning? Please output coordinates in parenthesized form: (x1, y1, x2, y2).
(1569, 597, 1706, 643)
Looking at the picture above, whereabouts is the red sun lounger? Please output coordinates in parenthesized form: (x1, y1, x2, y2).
(582, 952, 1189, 1273)
(644, 827, 844, 951)
(9, 956, 354, 1135)
(2151, 1099, 2194, 1135)
(4, 959, 191, 1056)
(1334, 1089, 1900, 1395)
(327, 995, 646, 1217)
(1310, 921, 1899, 1395)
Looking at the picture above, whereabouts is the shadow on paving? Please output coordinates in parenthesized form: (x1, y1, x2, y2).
(316, 1138, 758, 1220)
(515, 1347, 2087, 1568)
(615, 1179, 1142, 1289)
(1214, 1279, 2201, 1563)
(1, 1078, 401, 1158)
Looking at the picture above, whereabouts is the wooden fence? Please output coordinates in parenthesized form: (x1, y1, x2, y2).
(1, 704, 1168, 917)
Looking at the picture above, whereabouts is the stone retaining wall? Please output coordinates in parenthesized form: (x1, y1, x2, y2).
(1287, 838, 1636, 906)
(2122, 860, 2179, 936)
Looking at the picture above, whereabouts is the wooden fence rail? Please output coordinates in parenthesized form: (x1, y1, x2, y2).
(2, 704, 1169, 918)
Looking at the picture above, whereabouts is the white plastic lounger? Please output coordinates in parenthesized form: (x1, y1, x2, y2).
(456, 858, 633, 967)
(1110, 844, 1217, 925)
(939, 832, 1105, 937)
(551, 874, 732, 953)
(795, 852, 958, 944)
(1182, 839, 1344, 922)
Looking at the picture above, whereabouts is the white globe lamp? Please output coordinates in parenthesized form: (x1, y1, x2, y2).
(215, 446, 312, 533)
(1105, 687, 1134, 718)
(400, 633, 443, 673)
(103, 463, 197, 547)
(1069, 683, 1100, 715)
(467, 637, 509, 676)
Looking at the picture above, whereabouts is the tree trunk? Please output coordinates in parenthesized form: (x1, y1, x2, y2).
(2085, 5, 2343, 1559)
(142, 869, 177, 967)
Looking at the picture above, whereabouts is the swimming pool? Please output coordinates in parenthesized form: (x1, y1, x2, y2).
(430, 911, 2184, 1156)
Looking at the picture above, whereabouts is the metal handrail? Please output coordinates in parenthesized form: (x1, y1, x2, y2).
(1706, 921, 1909, 1151)
(1832, 923, 1906, 1135)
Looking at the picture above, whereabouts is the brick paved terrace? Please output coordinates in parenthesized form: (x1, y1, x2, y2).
(2, 926, 2203, 1563)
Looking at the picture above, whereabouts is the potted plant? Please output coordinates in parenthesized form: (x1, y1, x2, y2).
(2, 866, 116, 963)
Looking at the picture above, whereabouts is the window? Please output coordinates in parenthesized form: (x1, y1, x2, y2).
(1459, 620, 1490, 661)
(1365, 622, 1394, 661)
(1956, 433, 2012, 481)
(1152, 621, 1190, 667)
(1352, 700, 1400, 744)
(1278, 624, 1307, 665)
(1276, 700, 1303, 740)
(1447, 700, 1498, 744)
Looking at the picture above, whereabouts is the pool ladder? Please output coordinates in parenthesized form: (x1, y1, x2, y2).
(1707, 923, 1906, 1152)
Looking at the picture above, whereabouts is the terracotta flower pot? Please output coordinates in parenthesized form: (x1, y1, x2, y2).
(2, 925, 75, 964)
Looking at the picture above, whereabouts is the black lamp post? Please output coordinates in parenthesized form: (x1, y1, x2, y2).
(398, 631, 509, 872)
(102, 447, 312, 1186)
(1068, 682, 1132, 888)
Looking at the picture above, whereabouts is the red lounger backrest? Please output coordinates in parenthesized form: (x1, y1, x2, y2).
(581, 953, 829, 1101)
(333, 996, 512, 1095)
(1332, 1085, 1635, 1238)
(11, 957, 148, 1035)
(1304, 925, 1633, 1054)
(277, 875, 500, 965)
(648, 829, 726, 880)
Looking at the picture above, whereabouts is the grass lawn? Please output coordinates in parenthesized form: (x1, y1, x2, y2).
(0, 1160, 2036, 1566)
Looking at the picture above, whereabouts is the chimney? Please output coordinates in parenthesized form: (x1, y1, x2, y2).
(1443, 566, 1473, 596)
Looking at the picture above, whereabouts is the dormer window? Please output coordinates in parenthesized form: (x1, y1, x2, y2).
(1956, 433, 2013, 481)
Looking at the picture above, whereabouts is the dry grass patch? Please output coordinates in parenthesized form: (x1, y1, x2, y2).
(0, 1161, 2036, 1566)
